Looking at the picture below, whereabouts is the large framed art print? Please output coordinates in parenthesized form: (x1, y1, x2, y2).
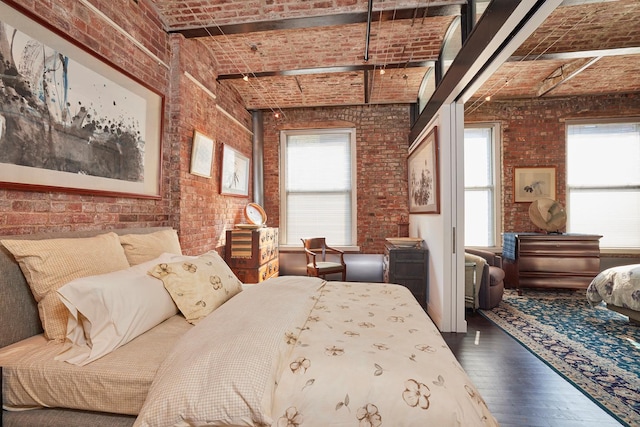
(408, 126, 440, 214)
(0, 2, 163, 198)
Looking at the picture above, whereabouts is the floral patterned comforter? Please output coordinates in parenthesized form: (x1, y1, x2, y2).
(135, 276, 497, 427)
(587, 264, 640, 311)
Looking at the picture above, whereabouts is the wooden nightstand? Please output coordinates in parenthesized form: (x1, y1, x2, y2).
(383, 241, 429, 306)
(225, 227, 279, 283)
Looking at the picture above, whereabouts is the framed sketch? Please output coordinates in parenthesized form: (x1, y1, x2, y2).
(0, 2, 163, 198)
(514, 167, 556, 202)
(190, 130, 215, 178)
(408, 126, 440, 214)
(220, 144, 250, 196)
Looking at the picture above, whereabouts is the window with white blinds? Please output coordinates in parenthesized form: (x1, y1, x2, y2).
(464, 124, 501, 247)
(280, 129, 357, 246)
(567, 121, 640, 249)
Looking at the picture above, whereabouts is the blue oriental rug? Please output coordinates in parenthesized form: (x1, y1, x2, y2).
(480, 289, 640, 427)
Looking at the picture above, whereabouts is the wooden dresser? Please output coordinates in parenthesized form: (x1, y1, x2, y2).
(502, 233, 601, 294)
(383, 241, 429, 306)
(225, 227, 279, 283)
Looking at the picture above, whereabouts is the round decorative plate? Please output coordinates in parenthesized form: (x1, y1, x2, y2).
(244, 203, 267, 226)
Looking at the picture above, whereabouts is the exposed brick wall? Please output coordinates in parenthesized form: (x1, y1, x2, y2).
(0, 0, 251, 257)
(466, 93, 640, 236)
(261, 104, 411, 254)
(172, 36, 253, 255)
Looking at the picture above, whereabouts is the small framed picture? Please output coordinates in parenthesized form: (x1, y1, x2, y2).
(190, 130, 215, 178)
(220, 144, 250, 196)
(514, 167, 556, 202)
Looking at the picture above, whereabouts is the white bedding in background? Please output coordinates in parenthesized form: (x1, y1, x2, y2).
(587, 263, 640, 311)
(135, 276, 497, 427)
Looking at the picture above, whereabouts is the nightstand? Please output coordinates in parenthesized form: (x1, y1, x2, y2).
(383, 241, 429, 306)
(225, 227, 279, 283)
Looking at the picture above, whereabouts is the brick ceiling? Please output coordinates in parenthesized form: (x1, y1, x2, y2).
(147, 0, 640, 112)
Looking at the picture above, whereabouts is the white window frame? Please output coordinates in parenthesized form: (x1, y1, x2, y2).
(464, 122, 502, 249)
(566, 118, 640, 253)
(279, 128, 358, 250)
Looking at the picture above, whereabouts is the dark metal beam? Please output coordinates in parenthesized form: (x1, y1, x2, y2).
(217, 60, 435, 81)
(171, 5, 461, 38)
(410, 0, 546, 142)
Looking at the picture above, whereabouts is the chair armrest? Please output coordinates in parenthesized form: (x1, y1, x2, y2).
(465, 248, 501, 267)
(324, 245, 345, 262)
(303, 248, 318, 266)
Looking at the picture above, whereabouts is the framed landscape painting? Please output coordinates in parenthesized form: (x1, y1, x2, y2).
(0, 2, 163, 198)
(408, 126, 440, 214)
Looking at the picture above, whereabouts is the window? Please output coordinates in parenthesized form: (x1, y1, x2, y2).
(464, 124, 501, 247)
(567, 121, 640, 249)
(279, 129, 357, 247)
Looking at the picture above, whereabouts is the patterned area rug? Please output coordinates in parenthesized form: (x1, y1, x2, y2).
(480, 289, 640, 427)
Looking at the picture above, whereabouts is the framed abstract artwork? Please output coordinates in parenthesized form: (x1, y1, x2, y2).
(408, 126, 440, 214)
(0, 2, 163, 198)
(514, 167, 556, 202)
(190, 130, 215, 178)
(220, 144, 250, 197)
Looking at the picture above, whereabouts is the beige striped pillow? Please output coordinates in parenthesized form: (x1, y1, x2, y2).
(1, 232, 130, 341)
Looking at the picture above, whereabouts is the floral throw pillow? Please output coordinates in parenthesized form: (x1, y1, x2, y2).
(148, 251, 242, 324)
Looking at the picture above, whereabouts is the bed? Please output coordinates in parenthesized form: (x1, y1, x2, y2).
(1, 227, 498, 426)
(587, 264, 640, 325)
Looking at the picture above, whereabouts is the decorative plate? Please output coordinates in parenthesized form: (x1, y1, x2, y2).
(244, 203, 267, 226)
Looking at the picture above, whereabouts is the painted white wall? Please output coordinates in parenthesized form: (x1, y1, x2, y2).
(409, 0, 564, 333)
(409, 103, 467, 333)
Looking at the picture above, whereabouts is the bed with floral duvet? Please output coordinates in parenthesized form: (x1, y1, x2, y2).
(134, 276, 496, 426)
(0, 228, 496, 427)
(587, 263, 640, 324)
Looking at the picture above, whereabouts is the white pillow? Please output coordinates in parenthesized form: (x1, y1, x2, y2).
(55, 253, 193, 366)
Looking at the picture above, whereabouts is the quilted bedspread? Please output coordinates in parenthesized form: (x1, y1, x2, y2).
(135, 276, 497, 427)
(587, 264, 640, 311)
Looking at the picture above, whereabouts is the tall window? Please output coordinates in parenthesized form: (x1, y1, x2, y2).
(280, 129, 357, 246)
(567, 121, 640, 249)
(464, 124, 500, 247)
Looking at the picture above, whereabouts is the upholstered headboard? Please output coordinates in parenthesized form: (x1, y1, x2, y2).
(0, 227, 173, 349)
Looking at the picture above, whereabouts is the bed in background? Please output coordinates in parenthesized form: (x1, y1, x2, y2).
(587, 264, 640, 325)
(1, 227, 498, 426)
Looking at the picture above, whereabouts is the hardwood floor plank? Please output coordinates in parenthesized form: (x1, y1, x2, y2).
(441, 313, 623, 426)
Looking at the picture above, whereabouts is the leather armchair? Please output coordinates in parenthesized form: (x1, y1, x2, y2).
(465, 248, 505, 310)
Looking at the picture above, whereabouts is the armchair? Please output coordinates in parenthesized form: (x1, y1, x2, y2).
(465, 248, 505, 310)
(301, 238, 347, 281)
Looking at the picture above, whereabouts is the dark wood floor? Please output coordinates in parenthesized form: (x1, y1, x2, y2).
(441, 312, 623, 427)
